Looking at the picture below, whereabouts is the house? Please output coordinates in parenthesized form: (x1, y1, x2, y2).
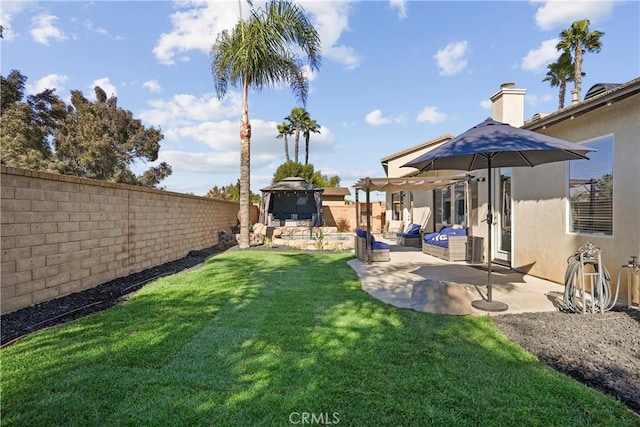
(322, 187, 351, 205)
(379, 78, 640, 304)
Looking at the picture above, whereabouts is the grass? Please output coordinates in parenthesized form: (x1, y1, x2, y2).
(1, 251, 637, 426)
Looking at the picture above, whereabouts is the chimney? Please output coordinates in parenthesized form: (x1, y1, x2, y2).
(490, 82, 527, 127)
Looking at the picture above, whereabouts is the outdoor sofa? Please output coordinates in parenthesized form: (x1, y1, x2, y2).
(355, 228, 390, 262)
(422, 226, 468, 262)
(396, 223, 422, 247)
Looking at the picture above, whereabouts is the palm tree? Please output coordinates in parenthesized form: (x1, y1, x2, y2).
(302, 117, 320, 165)
(276, 121, 293, 161)
(556, 19, 604, 101)
(211, 1, 321, 248)
(543, 50, 576, 110)
(285, 106, 309, 163)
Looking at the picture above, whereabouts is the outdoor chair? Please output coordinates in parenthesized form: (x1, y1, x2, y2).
(382, 220, 404, 239)
(355, 228, 390, 262)
(396, 223, 422, 248)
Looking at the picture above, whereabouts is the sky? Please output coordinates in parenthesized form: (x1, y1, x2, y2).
(1, 0, 638, 200)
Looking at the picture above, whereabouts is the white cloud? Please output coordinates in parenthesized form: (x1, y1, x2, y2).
(0, 1, 30, 41)
(83, 20, 107, 36)
(521, 38, 560, 73)
(299, 1, 362, 70)
(365, 109, 405, 127)
(389, 0, 408, 20)
(533, 0, 615, 31)
(480, 99, 492, 110)
(153, 2, 239, 65)
(90, 78, 117, 99)
(526, 93, 553, 106)
(154, 1, 362, 70)
(160, 150, 241, 174)
(143, 80, 162, 93)
(416, 106, 447, 124)
(140, 92, 242, 128)
(25, 74, 69, 96)
(30, 14, 67, 45)
(434, 40, 468, 76)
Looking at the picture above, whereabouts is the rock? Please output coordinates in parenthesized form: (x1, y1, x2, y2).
(410, 280, 473, 315)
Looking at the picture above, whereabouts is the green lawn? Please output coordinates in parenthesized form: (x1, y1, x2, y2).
(1, 251, 637, 426)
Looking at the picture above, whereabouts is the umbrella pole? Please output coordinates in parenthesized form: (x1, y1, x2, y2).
(471, 159, 508, 312)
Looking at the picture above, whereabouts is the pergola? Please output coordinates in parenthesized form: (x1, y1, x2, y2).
(353, 175, 468, 263)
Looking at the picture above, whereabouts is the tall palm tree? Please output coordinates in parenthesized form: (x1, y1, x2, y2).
(276, 121, 293, 161)
(211, 1, 321, 248)
(543, 50, 576, 110)
(556, 19, 604, 101)
(285, 106, 309, 163)
(302, 117, 320, 165)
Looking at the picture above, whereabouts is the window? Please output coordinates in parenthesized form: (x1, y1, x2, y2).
(391, 192, 402, 220)
(568, 136, 613, 235)
(454, 182, 466, 225)
(435, 182, 468, 229)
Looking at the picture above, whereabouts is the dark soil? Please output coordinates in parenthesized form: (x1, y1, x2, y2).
(0, 245, 223, 347)
(2, 246, 639, 416)
(492, 309, 640, 415)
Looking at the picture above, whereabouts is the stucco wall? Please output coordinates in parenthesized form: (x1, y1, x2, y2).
(1, 166, 239, 314)
(512, 94, 640, 303)
(322, 204, 356, 231)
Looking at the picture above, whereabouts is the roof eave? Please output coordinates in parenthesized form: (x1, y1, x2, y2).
(523, 78, 640, 131)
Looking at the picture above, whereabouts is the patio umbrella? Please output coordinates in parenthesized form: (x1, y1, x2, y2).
(402, 118, 595, 311)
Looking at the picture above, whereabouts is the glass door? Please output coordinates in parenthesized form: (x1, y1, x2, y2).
(494, 168, 512, 265)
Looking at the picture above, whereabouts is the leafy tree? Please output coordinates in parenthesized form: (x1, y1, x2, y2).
(206, 179, 260, 203)
(276, 121, 293, 161)
(272, 161, 340, 188)
(0, 70, 66, 170)
(210, 0, 320, 248)
(543, 50, 576, 109)
(53, 86, 171, 186)
(556, 19, 604, 101)
(1, 70, 171, 188)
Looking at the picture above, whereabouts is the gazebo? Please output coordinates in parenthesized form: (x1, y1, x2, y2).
(260, 177, 323, 227)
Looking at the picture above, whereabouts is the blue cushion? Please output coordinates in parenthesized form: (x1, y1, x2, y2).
(397, 232, 421, 238)
(425, 228, 467, 248)
(423, 232, 439, 242)
(356, 228, 377, 244)
(439, 227, 467, 237)
(427, 232, 450, 247)
(397, 223, 421, 238)
(372, 241, 389, 250)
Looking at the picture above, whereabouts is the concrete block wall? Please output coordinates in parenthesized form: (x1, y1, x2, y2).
(1, 166, 239, 314)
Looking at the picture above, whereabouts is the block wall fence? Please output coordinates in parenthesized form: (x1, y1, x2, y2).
(1, 166, 239, 314)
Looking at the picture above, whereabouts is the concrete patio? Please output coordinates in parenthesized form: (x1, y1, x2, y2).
(348, 241, 567, 316)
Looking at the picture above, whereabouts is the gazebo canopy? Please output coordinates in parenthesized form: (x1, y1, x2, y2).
(260, 177, 324, 225)
(260, 177, 323, 192)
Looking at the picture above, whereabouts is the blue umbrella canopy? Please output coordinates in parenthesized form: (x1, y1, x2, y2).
(402, 118, 595, 312)
(402, 118, 595, 171)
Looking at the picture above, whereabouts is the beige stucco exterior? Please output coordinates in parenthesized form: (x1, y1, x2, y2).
(379, 78, 640, 305)
(515, 86, 640, 301)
